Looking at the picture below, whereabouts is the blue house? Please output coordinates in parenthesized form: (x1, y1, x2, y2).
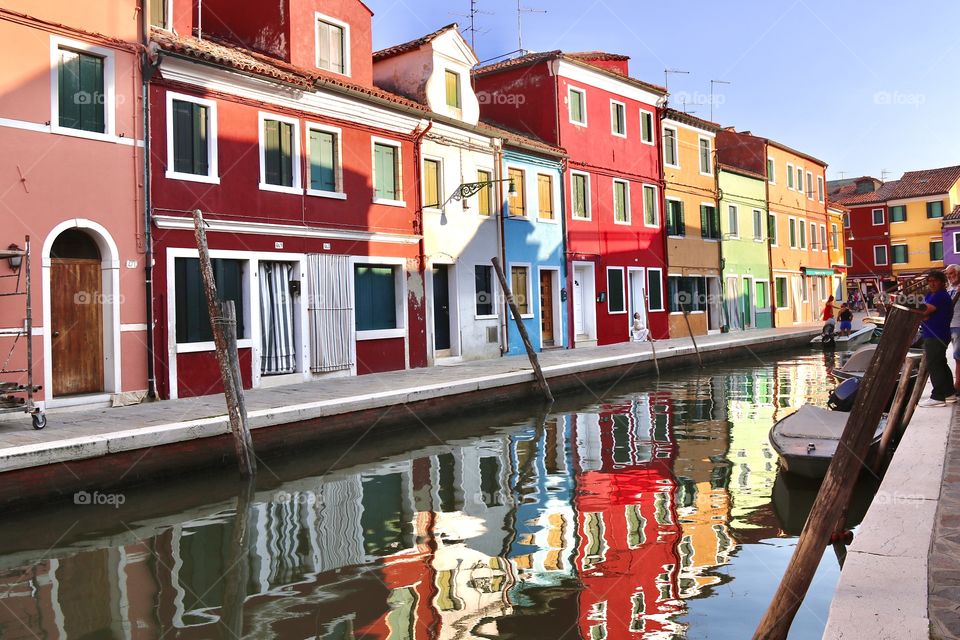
(500, 145, 568, 354)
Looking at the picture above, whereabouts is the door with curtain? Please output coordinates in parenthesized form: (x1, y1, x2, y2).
(259, 262, 297, 375)
(725, 276, 742, 331)
(307, 254, 354, 372)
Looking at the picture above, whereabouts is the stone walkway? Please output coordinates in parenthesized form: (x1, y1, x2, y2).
(929, 404, 960, 639)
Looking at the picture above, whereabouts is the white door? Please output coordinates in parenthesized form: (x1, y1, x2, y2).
(628, 268, 647, 331)
(573, 267, 586, 337)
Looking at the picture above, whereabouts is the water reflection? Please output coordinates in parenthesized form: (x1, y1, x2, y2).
(0, 351, 855, 639)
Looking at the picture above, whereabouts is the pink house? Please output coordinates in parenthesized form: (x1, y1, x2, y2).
(0, 1, 149, 412)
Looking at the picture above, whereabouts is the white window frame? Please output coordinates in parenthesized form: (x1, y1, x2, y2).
(788, 216, 797, 248)
(315, 12, 351, 77)
(612, 179, 631, 225)
(768, 212, 779, 247)
(50, 35, 117, 142)
(352, 255, 407, 341)
(606, 266, 627, 315)
(767, 157, 776, 184)
(820, 224, 827, 253)
(663, 126, 680, 168)
(698, 136, 713, 176)
(786, 163, 794, 190)
(647, 267, 665, 312)
(642, 184, 659, 228)
(535, 172, 559, 223)
(510, 262, 535, 319)
(775, 276, 789, 309)
(845, 247, 853, 267)
(151, 0, 173, 30)
(817, 175, 825, 203)
(305, 121, 346, 199)
(809, 222, 817, 250)
(727, 204, 739, 239)
(806, 171, 814, 199)
(891, 243, 909, 265)
(799, 220, 807, 249)
(165, 91, 219, 185)
(872, 208, 885, 226)
(422, 154, 445, 212)
(666, 197, 685, 237)
(473, 264, 499, 320)
(506, 165, 528, 218)
(610, 99, 627, 138)
(954, 231, 960, 256)
(568, 86, 587, 126)
(755, 279, 770, 311)
(371, 136, 406, 207)
(258, 111, 302, 195)
(874, 244, 888, 266)
(752, 208, 764, 241)
(843, 212, 850, 229)
(797, 167, 804, 195)
(570, 170, 592, 220)
(639, 109, 655, 145)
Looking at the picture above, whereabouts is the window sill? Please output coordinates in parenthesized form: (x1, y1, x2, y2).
(612, 131, 627, 138)
(667, 234, 687, 239)
(537, 216, 560, 224)
(306, 189, 347, 200)
(640, 139, 655, 146)
(569, 120, 588, 128)
(475, 314, 499, 321)
(571, 215, 593, 222)
(166, 170, 221, 185)
(177, 339, 254, 354)
(665, 162, 681, 170)
(259, 182, 303, 195)
(373, 198, 407, 208)
(607, 310, 628, 315)
(51, 125, 123, 145)
(643, 222, 660, 229)
(699, 171, 713, 177)
(613, 219, 632, 226)
(357, 328, 405, 341)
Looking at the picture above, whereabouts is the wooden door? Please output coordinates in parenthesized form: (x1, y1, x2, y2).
(51, 259, 104, 395)
(432, 265, 451, 351)
(539, 271, 554, 345)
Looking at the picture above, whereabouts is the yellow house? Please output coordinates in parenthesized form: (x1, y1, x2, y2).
(662, 109, 723, 337)
(886, 165, 960, 278)
(827, 201, 848, 300)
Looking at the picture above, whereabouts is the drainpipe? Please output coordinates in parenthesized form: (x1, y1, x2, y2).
(495, 139, 509, 355)
(715, 152, 727, 332)
(764, 141, 775, 329)
(141, 3, 159, 399)
(412, 119, 433, 365)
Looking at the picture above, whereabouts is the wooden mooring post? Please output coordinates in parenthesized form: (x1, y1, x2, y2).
(193, 209, 257, 478)
(898, 353, 929, 440)
(753, 305, 922, 639)
(491, 257, 553, 403)
(872, 354, 920, 474)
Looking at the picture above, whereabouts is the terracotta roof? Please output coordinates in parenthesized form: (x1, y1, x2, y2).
(478, 120, 565, 157)
(663, 108, 721, 133)
(944, 204, 960, 223)
(826, 198, 849, 212)
(566, 51, 630, 62)
(473, 50, 667, 96)
(372, 23, 460, 61)
(829, 179, 899, 207)
(888, 165, 960, 200)
(766, 138, 827, 168)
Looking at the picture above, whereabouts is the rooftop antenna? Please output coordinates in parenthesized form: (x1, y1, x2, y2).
(709, 79, 730, 122)
(452, 0, 492, 51)
(664, 68, 689, 94)
(881, 169, 890, 182)
(837, 171, 847, 179)
(517, 0, 546, 54)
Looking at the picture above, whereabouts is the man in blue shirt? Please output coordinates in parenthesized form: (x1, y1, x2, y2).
(920, 270, 957, 407)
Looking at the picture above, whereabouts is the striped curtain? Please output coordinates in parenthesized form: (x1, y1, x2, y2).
(307, 254, 354, 372)
(259, 261, 297, 375)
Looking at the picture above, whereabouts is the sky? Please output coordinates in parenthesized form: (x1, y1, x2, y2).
(365, 0, 960, 182)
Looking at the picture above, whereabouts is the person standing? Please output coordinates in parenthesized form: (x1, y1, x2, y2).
(838, 303, 854, 337)
(945, 264, 960, 391)
(920, 270, 957, 407)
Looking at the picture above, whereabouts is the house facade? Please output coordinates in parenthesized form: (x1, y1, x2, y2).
(942, 207, 960, 268)
(473, 51, 669, 346)
(149, 0, 431, 399)
(826, 201, 848, 300)
(0, 0, 148, 410)
(662, 109, 723, 337)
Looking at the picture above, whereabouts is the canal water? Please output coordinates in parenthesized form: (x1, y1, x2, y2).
(0, 349, 876, 639)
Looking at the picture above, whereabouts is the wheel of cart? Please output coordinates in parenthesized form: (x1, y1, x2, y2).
(31, 412, 46, 430)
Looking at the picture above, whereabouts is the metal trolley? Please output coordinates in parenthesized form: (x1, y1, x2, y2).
(0, 236, 45, 429)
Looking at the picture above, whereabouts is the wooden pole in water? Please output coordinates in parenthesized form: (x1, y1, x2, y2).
(491, 257, 553, 403)
(644, 292, 660, 377)
(898, 353, 929, 437)
(753, 305, 922, 640)
(872, 355, 919, 474)
(193, 209, 257, 478)
(219, 478, 255, 639)
(679, 300, 703, 368)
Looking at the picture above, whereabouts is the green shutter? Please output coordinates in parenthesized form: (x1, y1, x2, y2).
(79, 52, 104, 133)
(355, 265, 397, 331)
(264, 119, 280, 184)
(193, 103, 208, 175)
(58, 50, 82, 130)
(310, 129, 336, 192)
(375, 143, 397, 200)
(279, 122, 293, 187)
(172, 100, 208, 176)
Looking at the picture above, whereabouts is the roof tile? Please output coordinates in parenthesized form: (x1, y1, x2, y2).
(372, 23, 460, 61)
(888, 165, 960, 200)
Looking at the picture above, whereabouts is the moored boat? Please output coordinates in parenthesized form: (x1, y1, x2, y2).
(810, 324, 875, 349)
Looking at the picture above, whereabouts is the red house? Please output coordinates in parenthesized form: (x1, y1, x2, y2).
(148, 0, 432, 398)
(473, 52, 669, 345)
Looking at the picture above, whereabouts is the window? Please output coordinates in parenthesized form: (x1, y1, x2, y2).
(611, 101, 626, 136)
(701, 205, 719, 239)
(699, 138, 712, 174)
(955, 232, 960, 255)
(799, 222, 806, 249)
(308, 126, 341, 194)
(788, 218, 797, 248)
(796, 168, 804, 194)
(423, 158, 442, 209)
(511, 266, 531, 315)
(261, 115, 299, 191)
(806, 171, 813, 199)
(643, 185, 658, 227)
(569, 87, 587, 125)
(149, 0, 169, 29)
(786, 163, 794, 189)
(817, 176, 824, 203)
(801, 278, 808, 302)
(640, 110, 654, 144)
(167, 93, 217, 182)
(928, 200, 944, 219)
(668, 276, 705, 312)
(775, 277, 788, 309)
(373, 141, 401, 202)
(647, 269, 664, 311)
(607, 268, 625, 313)
(175, 257, 244, 343)
(666, 199, 684, 236)
(508, 167, 526, 216)
(355, 265, 399, 331)
(613, 180, 630, 224)
(872, 208, 885, 225)
(445, 70, 461, 108)
(767, 157, 775, 184)
(809, 223, 816, 249)
(820, 225, 827, 253)
(768, 212, 778, 245)
(845, 247, 853, 267)
(572, 172, 591, 219)
(663, 127, 678, 166)
(891, 244, 908, 264)
(316, 15, 348, 75)
(476, 169, 493, 216)
(843, 212, 850, 228)
(753, 209, 763, 240)
(727, 204, 739, 237)
(57, 46, 106, 134)
(931, 240, 944, 261)
(537, 174, 554, 220)
(874, 245, 888, 266)
(756, 281, 768, 309)
(474, 265, 495, 316)
(890, 205, 906, 222)
(831, 223, 839, 250)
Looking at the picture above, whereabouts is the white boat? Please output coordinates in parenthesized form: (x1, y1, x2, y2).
(809, 324, 875, 348)
(768, 405, 885, 479)
(832, 346, 922, 382)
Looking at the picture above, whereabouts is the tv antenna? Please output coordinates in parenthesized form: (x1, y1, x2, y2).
(709, 79, 730, 122)
(664, 68, 689, 94)
(517, 1, 546, 54)
(452, 0, 493, 51)
(837, 171, 847, 179)
(881, 169, 890, 182)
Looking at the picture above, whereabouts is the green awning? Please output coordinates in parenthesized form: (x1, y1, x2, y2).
(802, 267, 835, 276)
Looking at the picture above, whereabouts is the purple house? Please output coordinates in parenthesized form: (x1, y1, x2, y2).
(944, 206, 960, 268)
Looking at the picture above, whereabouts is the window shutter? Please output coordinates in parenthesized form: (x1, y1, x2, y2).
(424, 159, 439, 207)
(374, 144, 397, 200)
(538, 174, 553, 219)
(700, 205, 709, 238)
(573, 175, 585, 216)
(477, 170, 492, 215)
(317, 22, 331, 70)
(58, 50, 81, 129)
(192, 103, 209, 176)
(279, 122, 293, 187)
(264, 119, 280, 185)
(172, 100, 193, 174)
(79, 52, 104, 133)
(677, 201, 685, 235)
(329, 24, 344, 73)
(310, 130, 336, 192)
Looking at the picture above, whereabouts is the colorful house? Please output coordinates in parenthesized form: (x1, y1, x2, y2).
(473, 51, 669, 346)
(662, 109, 724, 337)
(884, 165, 960, 280)
(942, 206, 960, 268)
(827, 201, 849, 300)
(0, 0, 148, 411)
(149, 0, 431, 398)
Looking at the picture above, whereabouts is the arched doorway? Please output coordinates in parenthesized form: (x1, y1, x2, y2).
(49, 228, 104, 396)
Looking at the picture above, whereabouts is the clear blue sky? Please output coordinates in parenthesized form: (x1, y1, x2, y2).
(366, 0, 959, 182)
